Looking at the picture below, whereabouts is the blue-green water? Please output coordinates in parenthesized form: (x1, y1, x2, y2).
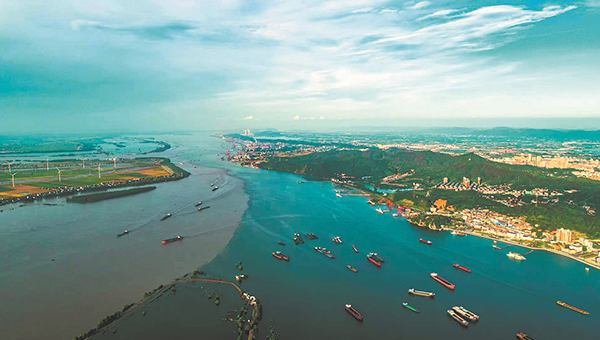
(200, 166, 600, 339)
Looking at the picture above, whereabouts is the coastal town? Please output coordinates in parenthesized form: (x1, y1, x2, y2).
(224, 131, 600, 271)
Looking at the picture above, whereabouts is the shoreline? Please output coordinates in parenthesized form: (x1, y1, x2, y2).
(461, 230, 600, 271)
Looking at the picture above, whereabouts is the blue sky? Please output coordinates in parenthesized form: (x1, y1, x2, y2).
(1, 0, 599, 133)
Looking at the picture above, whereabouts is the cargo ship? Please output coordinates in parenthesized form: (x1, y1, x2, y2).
(332, 236, 343, 244)
(347, 265, 358, 273)
(556, 301, 589, 315)
(402, 302, 420, 313)
(408, 288, 435, 297)
(345, 304, 364, 321)
(419, 238, 432, 245)
(294, 233, 305, 244)
(452, 263, 472, 273)
(367, 253, 383, 267)
(195, 201, 202, 207)
(430, 273, 455, 290)
(272, 251, 290, 261)
(447, 309, 468, 327)
(507, 252, 526, 261)
(305, 233, 319, 240)
(352, 245, 359, 253)
(452, 306, 479, 321)
(212, 186, 219, 192)
(516, 332, 535, 340)
(160, 213, 172, 221)
(162, 236, 183, 244)
(198, 206, 210, 211)
(117, 230, 129, 237)
(277, 241, 286, 246)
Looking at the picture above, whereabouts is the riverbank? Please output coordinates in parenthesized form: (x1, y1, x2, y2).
(67, 186, 156, 204)
(461, 230, 600, 271)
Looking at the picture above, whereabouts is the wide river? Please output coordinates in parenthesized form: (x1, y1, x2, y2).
(2, 132, 599, 340)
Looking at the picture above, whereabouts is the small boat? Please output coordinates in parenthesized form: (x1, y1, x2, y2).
(195, 201, 202, 207)
(556, 301, 589, 315)
(447, 309, 468, 327)
(294, 233, 305, 244)
(345, 304, 363, 321)
(419, 238, 432, 245)
(332, 236, 343, 244)
(451, 230, 466, 236)
(336, 193, 343, 198)
(293, 236, 300, 245)
(212, 186, 219, 192)
(198, 206, 211, 211)
(272, 251, 290, 261)
(117, 230, 129, 237)
(376, 208, 384, 214)
(408, 288, 435, 297)
(367, 253, 383, 267)
(277, 241, 286, 246)
(352, 245, 359, 253)
(452, 306, 479, 321)
(452, 263, 472, 273)
(585, 267, 590, 272)
(162, 236, 183, 244)
(430, 273, 455, 290)
(516, 332, 535, 340)
(160, 213, 172, 221)
(402, 302, 420, 313)
(314, 247, 336, 259)
(347, 265, 358, 273)
(392, 213, 398, 217)
(210, 183, 214, 187)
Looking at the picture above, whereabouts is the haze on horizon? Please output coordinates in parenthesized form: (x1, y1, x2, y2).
(1, 0, 599, 134)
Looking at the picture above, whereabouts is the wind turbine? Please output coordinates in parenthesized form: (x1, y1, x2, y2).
(56, 167, 62, 182)
(82, 158, 86, 169)
(112, 157, 117, 168)
(3, 161, 11, 172)
(46, 157, 49, 171)
(98, 164, 102, 179)
(10, 172, 18, 187)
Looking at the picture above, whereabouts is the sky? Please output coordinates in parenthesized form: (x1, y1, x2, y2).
(1, 0, 599, 133)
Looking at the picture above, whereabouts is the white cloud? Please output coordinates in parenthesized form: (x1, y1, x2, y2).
(406, 1, 431, 10)
(293, 115, 300, 120)
(418, 9, 461, 21)
(244, 115, 254, 120)
(320, 116, 325, 120)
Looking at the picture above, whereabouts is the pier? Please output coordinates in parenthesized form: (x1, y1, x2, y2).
(492, 244, 515, 250)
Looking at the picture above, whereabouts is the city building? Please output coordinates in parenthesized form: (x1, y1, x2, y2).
(556, 228, 573, 243)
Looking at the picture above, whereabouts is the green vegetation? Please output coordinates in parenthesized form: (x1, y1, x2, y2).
(260, 148, 600, 237)
(67, 186, 156, 203)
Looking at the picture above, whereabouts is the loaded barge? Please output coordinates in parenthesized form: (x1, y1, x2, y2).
(452, 263, 472, 273)
(447, 309, 468, 327)
(367, 253, 385, 267)
(272, 251, 290, 261)
(452, 306, 479, 321)
(516, 332, 535, 340)
(556, 301, 589, 315)
(162, 236, 183, 244)
(419, 238, 432, 245)
(346, 265, 358, 273)
(408, 288, 435, 297)
(345, 304, 364, 321)
(402, 302, 420, 313)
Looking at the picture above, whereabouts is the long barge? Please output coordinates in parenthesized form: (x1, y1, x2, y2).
(419, 238, 432, 245)
(346, 265, 358, 273)
(452, 263, 472, 273)
(408, 288, 435, 297)
(345, 304, 364, 321)
(556, 301, 589, 315)
(160, 213, 172, 221)
(447, 309, 468, 327)
(272, 251, 290, 261)
(162, 235, 183, 244)
(452, 306, 479, 321)
(198, 206, 210, 211)
(516, 332, 535, 340)
(430, 273, 455, 290)
(367, 253, 384, 267)
(402, 302, 420, 313)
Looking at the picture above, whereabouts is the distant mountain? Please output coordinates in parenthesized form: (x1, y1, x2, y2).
(430, 127, 600, 141)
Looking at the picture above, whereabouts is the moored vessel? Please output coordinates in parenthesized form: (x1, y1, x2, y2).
(419, 238, 432, 245)
(346, 265, 358, 273)
(452, 306, 479, 321)
(408, 288, 435, 297)
(212, 186, 218, 192)
(162, 235, 183, 244)
(345, 304, 363, 321)
(195, 201, 202, 207)
(402, 302, 420, 313)
(294, 233, 305, 244)
(516, 332, 535, 340)
(315, 247, 336, 259)
(376, 208, 384, 214)
(556, 301, 589, 315)
(332, 236, 343, 244)
(452, 263, 472, 273)
(198, 206, 210, 211)
(430, 273, 455, 290)
(305, 233, 318, 240)
(336, 193, 343, 198)
(272, 251, 290, 261)
(447, 309, 468, 327)
(507, 252, 526, 261)
(352, 245, 359, 253)
(367, 253, 383, 267)
(277, 241, 286, 246)
(160, 213, 172, 221)
(451, 230, 466, 236)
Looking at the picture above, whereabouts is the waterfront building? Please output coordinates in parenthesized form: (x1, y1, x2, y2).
(557, 228, 573, 243)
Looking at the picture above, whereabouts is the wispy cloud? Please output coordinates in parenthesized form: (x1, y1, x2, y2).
(406, 1, 431, 10)
(244, 115, 254, 120)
